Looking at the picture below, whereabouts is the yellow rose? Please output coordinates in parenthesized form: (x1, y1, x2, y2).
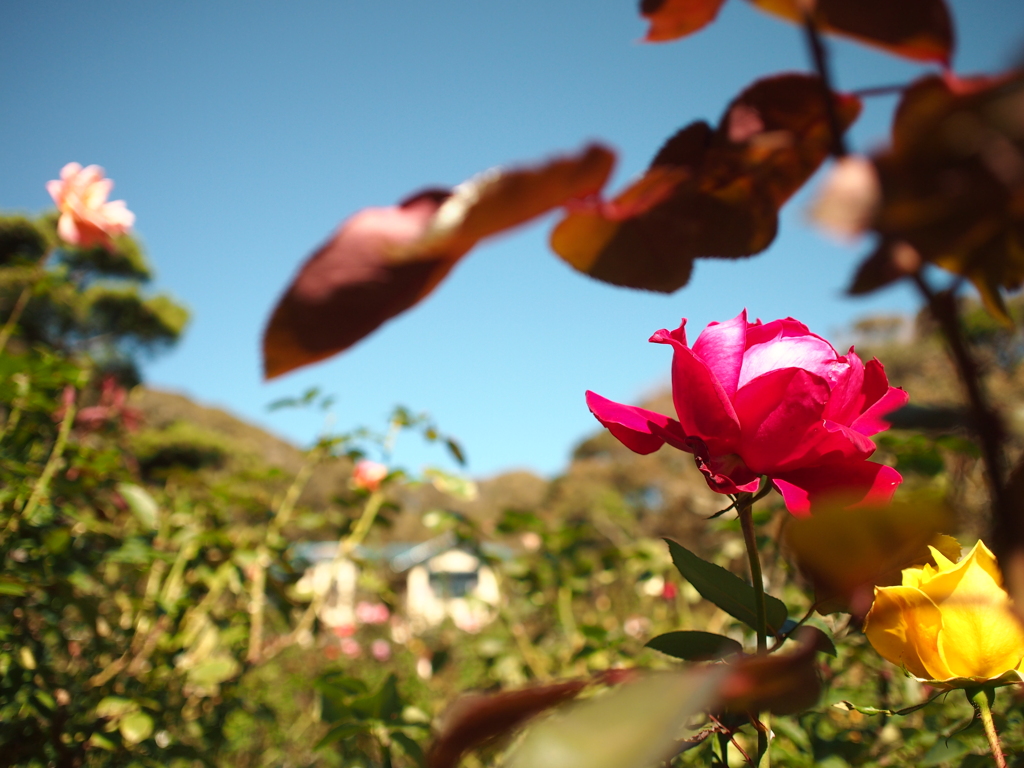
(864, 540, 1024, 687)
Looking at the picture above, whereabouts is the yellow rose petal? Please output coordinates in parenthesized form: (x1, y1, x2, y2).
(864, 586, 949, 680)
(934, 550, 1024, 679)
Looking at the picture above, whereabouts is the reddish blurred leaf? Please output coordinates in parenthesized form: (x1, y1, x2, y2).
(719, 628, 828, 715)
(640, 0, 728, 42)
(853, 72, 1024, 323)
(551, 74, 860, 292)
(747, 0, 954, 64)
(783, 498, 958, 616)
(504, 670, 726, 768)
(263, 145, 614, 378)
(427, 680, 588, 768)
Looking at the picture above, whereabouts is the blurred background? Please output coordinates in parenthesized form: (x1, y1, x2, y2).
(3, 0, 1023, 477)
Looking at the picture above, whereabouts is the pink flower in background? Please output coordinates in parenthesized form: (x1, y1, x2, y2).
(355, 601, 390, 625)
(351, 459, 388, 492)
(331, 624, 356, 638)
(46, 163, 135, 251)
(340, 638, 362, 658)
(371, 639, 392, 662)
(587, 311, 907, 515)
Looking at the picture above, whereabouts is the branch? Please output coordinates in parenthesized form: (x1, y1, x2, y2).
(802, 12, 848, 158)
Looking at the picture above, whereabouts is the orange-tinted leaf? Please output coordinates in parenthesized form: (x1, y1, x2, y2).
(551, 74, 860, 292)
(427, 680, 587, 768)
(783, 498, 957, 616)
(856, 72, 1024, 323)
(747, 0, 954, 65)
(263, 145, 614, 378)
(505, 670, 726, 768)
(640, 0, 728, 42)
(719, 628, 826, 715)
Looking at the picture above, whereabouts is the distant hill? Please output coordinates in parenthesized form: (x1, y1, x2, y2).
(127, 304, 1024, 555)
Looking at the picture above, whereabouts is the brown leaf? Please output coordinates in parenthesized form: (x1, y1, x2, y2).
(747, 0, 954, 65)
(263, 145, 615, 378)
(783, 497, 958, 616)
(639, 0, 729, 42)
(427, 680, 587, 768)
(719, 628, 827, 715)
(551, 74, 861, 292)
(857, 72, 1024, 323)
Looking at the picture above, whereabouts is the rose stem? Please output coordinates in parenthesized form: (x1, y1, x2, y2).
(737, 490, 770, 766)
(971, 688, 1007, 768)
(801, 11, 848, 158)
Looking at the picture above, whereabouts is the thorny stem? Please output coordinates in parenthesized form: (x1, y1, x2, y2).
(971, 688, 1007, 768)
(802, 12, 848, 158)
(737, 493, 767, 655)
(736, 490, 770, 767)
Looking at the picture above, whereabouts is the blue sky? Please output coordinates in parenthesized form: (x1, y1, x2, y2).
(3, 1, 1023, 478)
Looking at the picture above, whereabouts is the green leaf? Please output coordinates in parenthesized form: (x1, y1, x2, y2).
(391, 731, 426, 766)
(96, 696, 137, 720)
(0, 578, 26, 596)
(187, 655, 240, 687)
(119, 711, 154, 745)
(116, 483, 159, 529)
(505, 669, 726, 768)
(665, 539, 787, 633)
(315, 722, 363, 750)
(646, 631, 743, 661)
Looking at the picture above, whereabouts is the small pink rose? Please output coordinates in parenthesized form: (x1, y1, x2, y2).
(351, 460, 388, 492)
(355, 601, 390, 625)
(370, 639, 392, 661)
(47, 163, 135, 251)
(340, 638, 362, 658)
(587, 311, 907, 515)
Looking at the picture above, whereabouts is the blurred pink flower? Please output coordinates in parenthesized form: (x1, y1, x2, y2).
(808, 155, 881, 240)
(340, 638, 362, 658)
(351, 459, 388, 492)
(587, 311, 906, 515)
(46, 163, 134, 251)
(356, 601, 390, 625)
(371, 639, 392, 661)
(331, 623, 356, 638)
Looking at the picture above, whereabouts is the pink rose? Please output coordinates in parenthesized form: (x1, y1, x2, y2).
(46, 163, 135, 251)
(586, 311, 907, 515)
(355, 601, 390, 625)
(351, 459, 388, 492)
(370, 639, 392, 662)
(340, 638, 362, 658)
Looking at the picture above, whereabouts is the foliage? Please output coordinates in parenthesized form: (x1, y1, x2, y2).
(7, 1, 1024, 767)
(0, 213, 188, 385)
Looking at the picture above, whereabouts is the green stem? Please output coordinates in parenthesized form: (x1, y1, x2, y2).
(737, 490, 770, 767)
(971, 688, 1007, 768)
(20, 372, 86, 521)
(737, 494, 767, 654)
(248, 445, 326, 663)
(339, 489, 385, 556)
(0, 285, 33, 358)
